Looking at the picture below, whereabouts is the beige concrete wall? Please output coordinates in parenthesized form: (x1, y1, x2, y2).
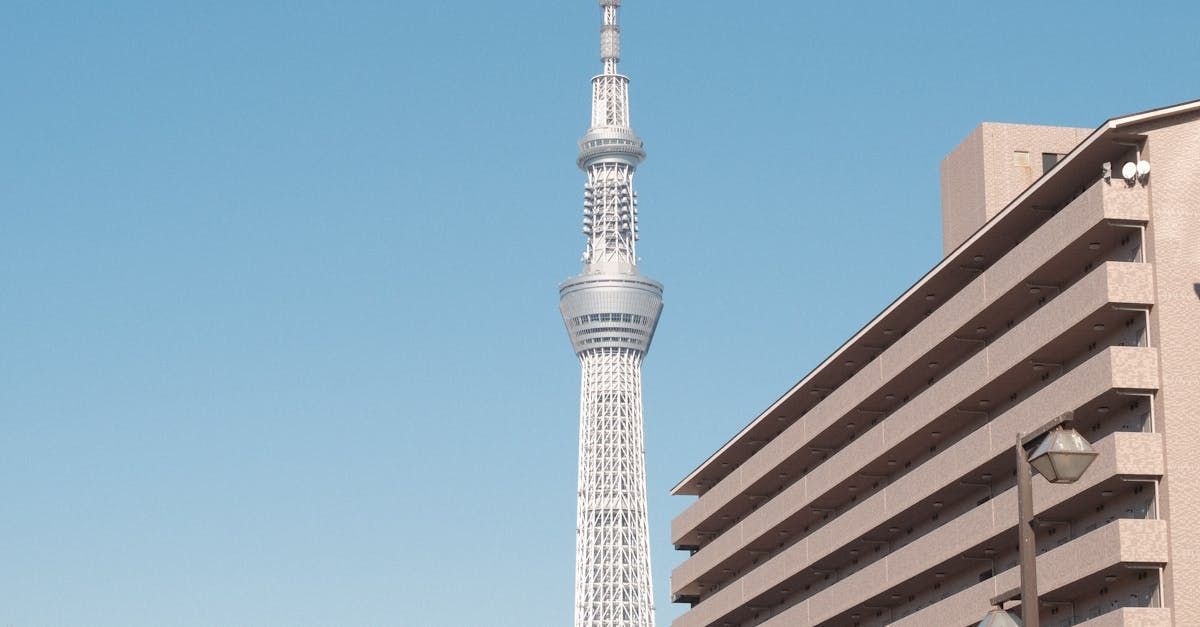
(1073, 607, 1173, 627)
(1137, 111, 1200, 624)
(940, 125, 988, 255)
(941, 123, 1090, 255)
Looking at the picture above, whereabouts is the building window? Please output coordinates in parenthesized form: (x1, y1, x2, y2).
(1042, 152, 1066, 172)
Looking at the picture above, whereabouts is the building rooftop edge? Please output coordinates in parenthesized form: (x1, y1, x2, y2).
(672, 96, 1200, 496)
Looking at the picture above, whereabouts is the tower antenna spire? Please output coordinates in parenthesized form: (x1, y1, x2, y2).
(600, 0, 621, 75)
(560, 2, 662, 626)
(578, 0, 645, 274)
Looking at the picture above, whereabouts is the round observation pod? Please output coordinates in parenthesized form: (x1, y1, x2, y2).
(559, 273, 663, 356)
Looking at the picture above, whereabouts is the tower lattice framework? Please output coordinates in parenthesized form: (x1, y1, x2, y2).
(559, 2, 662, 627)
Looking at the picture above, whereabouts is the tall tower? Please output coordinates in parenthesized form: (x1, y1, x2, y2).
(559, 1, 662, 626)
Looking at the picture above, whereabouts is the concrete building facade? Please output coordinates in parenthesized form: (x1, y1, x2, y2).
(669, 100, 1200, 627)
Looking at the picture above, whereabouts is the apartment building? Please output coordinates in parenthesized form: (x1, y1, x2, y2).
(669, 99, 1200, 626)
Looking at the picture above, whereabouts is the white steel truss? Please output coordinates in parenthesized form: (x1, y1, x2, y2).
(592, 74, 630, 129)
(560, 2, 660, 627)
(583, 163, 639, 267)
(575, 348, 655, 627)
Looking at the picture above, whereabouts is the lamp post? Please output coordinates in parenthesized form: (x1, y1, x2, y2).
(978, 411, 1099, 627)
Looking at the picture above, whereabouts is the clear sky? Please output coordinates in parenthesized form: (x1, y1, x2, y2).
(3, 1, 1198, 626)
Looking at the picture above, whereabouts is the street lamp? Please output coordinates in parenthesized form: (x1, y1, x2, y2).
(983, 411, 1098, 627)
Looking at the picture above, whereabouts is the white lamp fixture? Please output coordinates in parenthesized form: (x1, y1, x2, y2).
(1026, 426, 1099, 484)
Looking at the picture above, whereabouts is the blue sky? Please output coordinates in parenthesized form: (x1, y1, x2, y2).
(2, 2, 1198, 625)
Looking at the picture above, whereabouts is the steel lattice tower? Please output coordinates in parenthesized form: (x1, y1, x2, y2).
(559, 2, 662, 626)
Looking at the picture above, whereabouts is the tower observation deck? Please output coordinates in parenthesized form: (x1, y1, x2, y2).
(559, 2, 662, 626)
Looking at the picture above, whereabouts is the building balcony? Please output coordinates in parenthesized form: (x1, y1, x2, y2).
(672, 259, 1157, 599)
(879, 519, 1169, 627)
(671, 427, 1163, 627)
(673, 178, 1151, 550)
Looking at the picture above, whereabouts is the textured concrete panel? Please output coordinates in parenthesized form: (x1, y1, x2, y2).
(1136, 112, 1200, 624)
(671, 346, 1159, 597)
(881, 520, 1168, 627)
(941, 123, 1091, 254)
(672, 431, 1162, 626)
(1073, 607, 1173, 627)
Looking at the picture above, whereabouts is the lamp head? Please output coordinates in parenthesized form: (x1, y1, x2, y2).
(1026, 426, 1098, 484)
